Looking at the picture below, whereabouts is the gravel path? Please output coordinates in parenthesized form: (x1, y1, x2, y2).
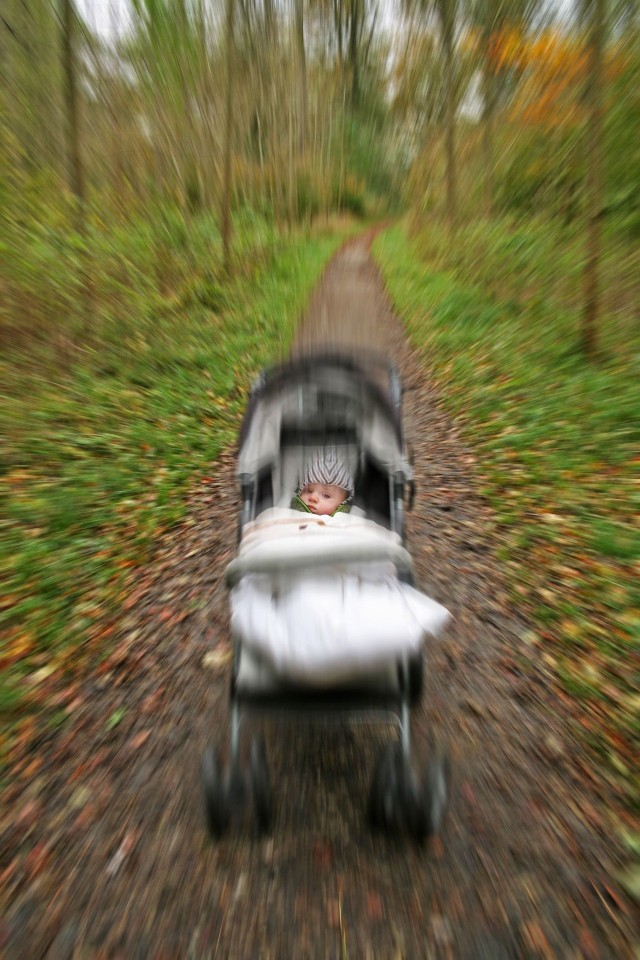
(2, 234, 636, 959)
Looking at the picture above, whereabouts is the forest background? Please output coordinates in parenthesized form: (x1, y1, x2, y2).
(1, 0, 638, 860)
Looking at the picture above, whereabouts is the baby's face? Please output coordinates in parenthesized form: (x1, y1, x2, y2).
(300, 482, 347, 516)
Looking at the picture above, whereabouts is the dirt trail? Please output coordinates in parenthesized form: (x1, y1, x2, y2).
(2, 235, 636, 959)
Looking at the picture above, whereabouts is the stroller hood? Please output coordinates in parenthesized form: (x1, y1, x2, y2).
(236, 353, 412, 486)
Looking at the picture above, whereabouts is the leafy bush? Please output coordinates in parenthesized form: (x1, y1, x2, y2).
(332, 174, 366, 218)
(496, 128, 584, 223)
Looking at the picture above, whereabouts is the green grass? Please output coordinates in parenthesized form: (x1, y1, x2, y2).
(374, 220, 639, 805)
(1, 206, 347, 731)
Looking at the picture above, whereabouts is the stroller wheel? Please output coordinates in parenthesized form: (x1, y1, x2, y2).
(368, 742, 397, 831)
(201, 746, 230, 837)
(417, 751, 450, 840)
(368, 741, 418, 832)
(249, 737, 273, 834)
(370, 742, 436, 840)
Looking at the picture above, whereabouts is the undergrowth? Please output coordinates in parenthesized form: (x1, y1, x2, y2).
(374, 220, 639, 810)
(0, 205, 347, 743)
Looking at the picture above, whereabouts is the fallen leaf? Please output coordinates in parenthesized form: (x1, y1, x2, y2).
(28, 665, 57, 685)
(578, 925, 600, 960)
(327, 899, 341, 928)
(69, 786, 91, 810)
(618, 830, 640, 856)
(106, 708, 126, 730)
(106, 831, 137, 877)
(616, 867, 640, 902)
(15, 800, 42, 830)
(521, 919, 551, 955)
(202, 648, 233, 671)
(461, 696, 484, 718)
(312, 841, 334, 867)
(430, 915, 453, 947)
(367, 892, 384, 920)
(129, 730, 151, 750)
(140, 691, 164, 714)
(24, 842, 50, 879)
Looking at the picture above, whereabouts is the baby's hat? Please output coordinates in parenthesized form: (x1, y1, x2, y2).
(300, 450, 354, 498)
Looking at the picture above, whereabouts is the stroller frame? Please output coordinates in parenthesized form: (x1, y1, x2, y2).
(202, 350, 449, 840)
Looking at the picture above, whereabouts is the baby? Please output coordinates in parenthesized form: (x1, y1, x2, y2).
(291, 452, 354, 517)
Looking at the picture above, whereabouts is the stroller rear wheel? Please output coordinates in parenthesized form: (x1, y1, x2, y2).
(368, 741, 399, 830)
(368, 741, 420, 834)
(201, 746, 231, 837)
(249, 737, 273, 834)
(409, 749, 451, 841)
(368, 741, 450, 841)
(423, 751, 450, 836)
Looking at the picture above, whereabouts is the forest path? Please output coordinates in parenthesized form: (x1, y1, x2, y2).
(3, 234, 635, 959)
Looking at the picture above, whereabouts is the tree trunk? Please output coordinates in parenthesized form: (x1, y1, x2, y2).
(221, 0, 235, 274)
(348, 0, 360, 107)
(442, 9, 457, 228)
(482, 58, 495, 218)
(60, 0, 85, 214)
(107, 1, 126, 211)
(582, 0, 605, 361)
(264, 0, 276, 42)
(295, 0, 308, 153)
(334, 0, 344, 70)
(177, 0, 197, 213)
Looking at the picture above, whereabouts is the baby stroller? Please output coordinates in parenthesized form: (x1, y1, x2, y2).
(201, 350, 450, 840)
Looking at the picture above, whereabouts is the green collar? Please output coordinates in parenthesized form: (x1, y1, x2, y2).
(290, 494, 350, 516)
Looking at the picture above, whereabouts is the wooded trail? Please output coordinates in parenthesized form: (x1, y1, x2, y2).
(2, 236, 636, 959)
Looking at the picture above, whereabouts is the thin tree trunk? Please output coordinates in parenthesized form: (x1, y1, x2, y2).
(221, 0, 235, 274)
(288, 58, 296, 226)
(61, 0, 93, 348)
(107, 1, 126, 211)
(263, 0, 276, 167)
(35, 0, 61, 177)
(335, 0, 344, 70)
(264, 0, 276, 37)
(348, 0, 360, 107)
(482, 60, 495, 218)
(295, 0, 308, 153)
(443, 21, 457, 228)
(61, 0, 85, 214)
(178, 0, 197, 213)
(198, 0, 217, 210)
(338, 83, 347, 211)
(582, 0, 605, 361)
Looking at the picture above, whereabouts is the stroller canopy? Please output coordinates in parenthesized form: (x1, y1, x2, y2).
(237, 352, 412, 496)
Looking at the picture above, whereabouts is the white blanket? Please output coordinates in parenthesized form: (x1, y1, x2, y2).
(228, 509, 450, 684)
